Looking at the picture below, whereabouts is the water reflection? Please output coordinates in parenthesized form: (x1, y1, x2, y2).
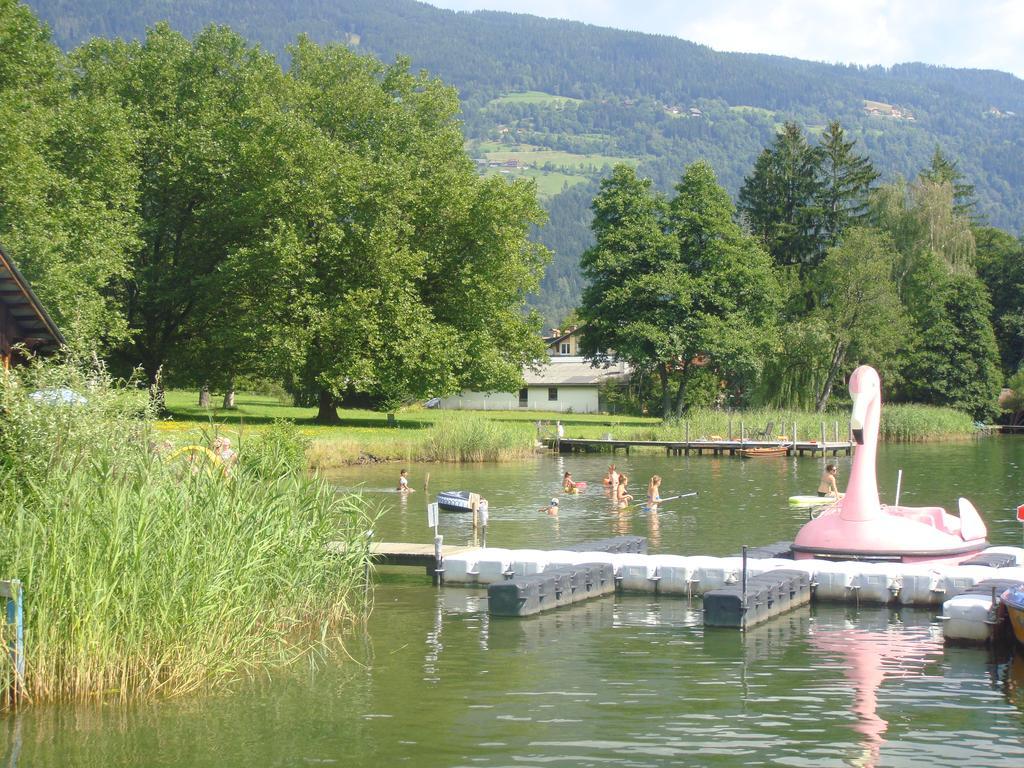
(808, 611, 943, 767)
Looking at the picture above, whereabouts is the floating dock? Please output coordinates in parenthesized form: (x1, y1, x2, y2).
(364, 539, 1024, 644)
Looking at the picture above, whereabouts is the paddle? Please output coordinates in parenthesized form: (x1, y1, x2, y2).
(632, 492, 697, 507)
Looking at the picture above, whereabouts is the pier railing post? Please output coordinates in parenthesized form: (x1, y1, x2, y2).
(820, 422, 826, 456)
(2, 579, 24, 700)
(740, 547, 748, 633)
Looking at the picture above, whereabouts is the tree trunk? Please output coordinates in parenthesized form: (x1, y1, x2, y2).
(671, 363, 690, 419)
(222, 383, 235, 409)
(199, 384, 210, 407)
(315, 388, 341, 425)
(658, 364, 671, 421)
(816, 341, 847, 412)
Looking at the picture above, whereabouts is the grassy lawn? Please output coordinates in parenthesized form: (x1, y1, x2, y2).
(730, 105, 775, 117)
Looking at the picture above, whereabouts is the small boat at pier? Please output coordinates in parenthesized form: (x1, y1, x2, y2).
(436, 490, 474, 512)
(740, 446, 789, 458)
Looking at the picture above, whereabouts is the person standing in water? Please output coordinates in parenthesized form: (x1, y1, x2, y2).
(616, 474, 633, 505)
(817, 464, 840, 498)
(647, 475, 662, 504)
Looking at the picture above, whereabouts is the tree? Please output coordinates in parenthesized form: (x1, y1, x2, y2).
(974, 227, 1024, 376)
(738, 122, 823, 277)
(579, 162, 780, 419)
(920, 147, 976, 218)
(897, 265, 1002, 420)
(810, 228, 906, 411)
(816, 121, 879, 248)
(228, 40, 548, 422)
(0, 0, 137, 351)
(577, 165, 680, 418)
(74, 23, 296, 393)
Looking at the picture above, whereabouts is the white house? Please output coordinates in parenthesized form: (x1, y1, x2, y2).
(435, 356, 630, 414)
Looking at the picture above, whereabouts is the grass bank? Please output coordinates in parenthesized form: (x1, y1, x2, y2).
(0, 363, 374, 708)
(160, 391, 978, 470)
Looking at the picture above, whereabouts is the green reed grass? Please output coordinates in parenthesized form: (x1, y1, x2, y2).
(421, 412, 536, 462)
(878, 404, 975, 442)
(611, 405, 973, 444)
(0, 359, 374, 707)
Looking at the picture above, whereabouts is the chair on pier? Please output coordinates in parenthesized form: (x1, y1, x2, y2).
(752, 421, 775, 440)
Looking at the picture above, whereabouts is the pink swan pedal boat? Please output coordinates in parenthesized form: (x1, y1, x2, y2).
(792, 365, 988, 564)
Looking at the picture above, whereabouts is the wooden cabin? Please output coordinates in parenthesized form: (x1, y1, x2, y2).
(0, 244, 64, 367)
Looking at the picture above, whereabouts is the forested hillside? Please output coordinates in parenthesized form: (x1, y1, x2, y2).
(25, 0, 1024, 325)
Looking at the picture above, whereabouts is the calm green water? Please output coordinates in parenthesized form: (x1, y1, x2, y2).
(4, 439, 1024, 767)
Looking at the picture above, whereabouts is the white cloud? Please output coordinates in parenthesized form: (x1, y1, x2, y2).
(426, 0, 1024, 77)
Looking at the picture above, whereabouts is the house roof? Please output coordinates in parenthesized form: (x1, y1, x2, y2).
(524, 357, 630, 387)
(0, 244, 65, 354)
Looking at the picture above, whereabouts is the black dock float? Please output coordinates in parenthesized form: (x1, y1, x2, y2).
(703, 569, 811, 629)
(488, 562, 616, 617)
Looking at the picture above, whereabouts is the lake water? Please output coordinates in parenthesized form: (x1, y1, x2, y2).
(4, 438, 1024, 767)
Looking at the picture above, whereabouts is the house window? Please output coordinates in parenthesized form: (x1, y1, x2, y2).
(518, 387, 528, 407)
(548, 387, 558, 401)
(559, 342, 570, 355)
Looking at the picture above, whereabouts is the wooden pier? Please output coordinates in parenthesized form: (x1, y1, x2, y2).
(367, 541, 475, 568)
(548, 437, 853, 458)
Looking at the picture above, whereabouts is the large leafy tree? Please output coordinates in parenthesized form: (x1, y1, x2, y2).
(228, 40, 548, 421)
(974, 226, 1024, 376)
(577, 165, 680, 418)
(897, 260, 1002, 419)
(73, 23, 295, 390)
(0, 0, 137, 350)
(580, 162, 780, 419)
(809, 228, 906, 412)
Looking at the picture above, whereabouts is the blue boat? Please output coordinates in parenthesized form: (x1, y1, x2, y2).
(437, 490, 474, 513)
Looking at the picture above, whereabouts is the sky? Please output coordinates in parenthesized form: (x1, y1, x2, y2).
(426, 1, 1024, 79)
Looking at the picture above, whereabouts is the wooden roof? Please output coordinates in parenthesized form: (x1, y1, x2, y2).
(0, 244, 65, 354)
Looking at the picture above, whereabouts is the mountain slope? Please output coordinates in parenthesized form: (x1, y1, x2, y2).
(24, 0, 1024, 324)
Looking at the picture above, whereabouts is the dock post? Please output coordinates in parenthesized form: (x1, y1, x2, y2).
(740, 547, 748, 632)
(728, 416, 732, 441)
(685, 422, 689, 455)
(433, 534, 444, 586)
(820, 422, 826, 457)
(834, 421, 839, 443)
(740, 421, 745, 441)
(792, 422, 797, 448)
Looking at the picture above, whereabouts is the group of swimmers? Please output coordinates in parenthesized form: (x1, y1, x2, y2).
(539, 464, 666, 515)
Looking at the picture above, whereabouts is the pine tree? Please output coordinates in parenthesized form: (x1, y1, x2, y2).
(817, 121, 879, 248)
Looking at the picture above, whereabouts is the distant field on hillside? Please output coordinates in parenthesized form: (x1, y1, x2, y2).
(488, 90, 584, 106)
(482, 148, 635, 170)
(482, 166, 588, 197)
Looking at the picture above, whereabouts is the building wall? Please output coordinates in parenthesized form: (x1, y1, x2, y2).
(435, 385, 600, 413)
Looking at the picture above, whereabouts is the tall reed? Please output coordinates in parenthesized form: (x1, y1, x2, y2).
(0, 359, 374, 707)
(422, 412, 535, 462)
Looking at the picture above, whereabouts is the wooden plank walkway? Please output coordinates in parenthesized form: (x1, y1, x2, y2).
(368, 542, 476, 568)
(547, 437, 853, 457)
